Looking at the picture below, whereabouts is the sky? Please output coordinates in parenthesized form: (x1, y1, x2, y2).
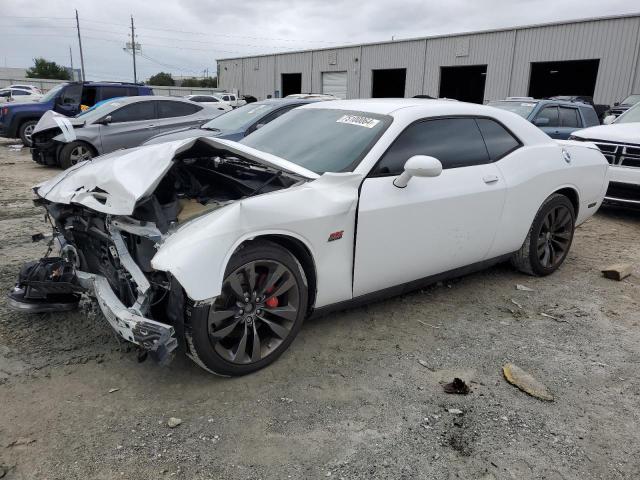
(1, 0, 638, 82)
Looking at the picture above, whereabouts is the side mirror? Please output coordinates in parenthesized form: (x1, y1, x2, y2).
(393, 155, 443, 188)
(533, 117, 549, 126)
(603, 114, 616, 125)
(100, 115, 112, 125)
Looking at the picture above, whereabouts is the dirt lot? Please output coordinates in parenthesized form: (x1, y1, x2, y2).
(0, 138, 638, 479)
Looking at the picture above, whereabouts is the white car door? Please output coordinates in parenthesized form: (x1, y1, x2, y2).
(353, 117, 514, 296)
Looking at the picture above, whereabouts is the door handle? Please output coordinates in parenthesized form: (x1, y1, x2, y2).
(146, 124, 156, 128)
(483, 175, 499, 184)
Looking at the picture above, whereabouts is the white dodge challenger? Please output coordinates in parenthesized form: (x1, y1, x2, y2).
(17, 99, 609, 375)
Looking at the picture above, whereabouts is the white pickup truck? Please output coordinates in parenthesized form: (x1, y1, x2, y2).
(571, 102, 640, 206)
(213, 93, 246, 108)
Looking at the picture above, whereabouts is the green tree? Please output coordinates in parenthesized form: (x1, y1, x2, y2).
(25, 57, 70, 80)
(200, 77, 218, 88)
(180, 77, 201, 87)
(148, 72, 175, 86)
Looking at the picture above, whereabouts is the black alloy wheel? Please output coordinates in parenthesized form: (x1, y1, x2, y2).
(536, 204, 573, 269)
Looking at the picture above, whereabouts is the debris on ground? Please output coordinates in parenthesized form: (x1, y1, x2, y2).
(515, 284, 535, 292)
(502, 363, 554, 401)
(108, 388, 119, 393)
(6, 437, 36, 448)
(540, 312, 568, 323)
(0, 465, 8, 478)
(280, 397, 294, 403)
(417, 319, 440, 328)
(447, 408, 464, 415)
(167, 417, 182, 428)
(418, 359, 434, 371)
(510, 298, 523, 309)
(442, 378, 470, 395)
(601, 263, 633, 281)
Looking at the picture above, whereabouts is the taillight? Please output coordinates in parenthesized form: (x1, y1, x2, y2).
(1, 107, 8, 117)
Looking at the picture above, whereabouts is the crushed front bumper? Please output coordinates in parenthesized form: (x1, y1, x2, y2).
(76, 271, 178, 364)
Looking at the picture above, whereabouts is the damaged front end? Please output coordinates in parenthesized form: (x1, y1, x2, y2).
(31, 110, 84, 166)
(10, 138, 310, 365)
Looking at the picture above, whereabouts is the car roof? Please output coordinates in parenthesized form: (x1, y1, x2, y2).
(103, 95, 197, 105)
(493, 98, 591, 108)
(251, 98, 333, 106)
(300, 98, 461, 115)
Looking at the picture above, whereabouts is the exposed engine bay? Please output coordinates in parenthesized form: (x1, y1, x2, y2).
(10, 140, 304, 364)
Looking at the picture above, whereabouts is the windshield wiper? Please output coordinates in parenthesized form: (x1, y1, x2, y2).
(201, 126, 220, 132)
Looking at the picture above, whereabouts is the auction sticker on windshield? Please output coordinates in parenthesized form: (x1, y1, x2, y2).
(336, 114, 380, 128)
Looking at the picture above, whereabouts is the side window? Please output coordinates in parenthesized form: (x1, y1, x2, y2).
(580, 107, 599, 127)
(99, 86, 126, 102)
(475, 118, 521, 161)
(373, 118, 490, 176)
(109, 101, 156, 123)
(81, 86, 98, 106)
(59, 84, 82, 105)
(0, 91, 10, 98)
(559, 107, 580, 128)
(222, 95, 230, 101)
(535, 106, 559, 127)
(12, 90, 29, 96)
(157, 101, 201, 118)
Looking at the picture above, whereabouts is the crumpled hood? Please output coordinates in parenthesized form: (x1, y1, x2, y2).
(33, 110, 85, 139)
(572, 123, 640, 145)
(34, 136, 319, 215)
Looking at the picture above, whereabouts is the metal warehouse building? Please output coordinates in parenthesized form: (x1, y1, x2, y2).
(217, 13, 640, 105)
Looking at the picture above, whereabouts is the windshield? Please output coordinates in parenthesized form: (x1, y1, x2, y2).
(241, 108, 392, 173)
(488, 101, 537, 118)
(621, 94, 640, 105)
(201, 102, 280, 132)
(75, 98, 124, 122)
(39, 84, 66, 103)
(615, 102, 640, 124)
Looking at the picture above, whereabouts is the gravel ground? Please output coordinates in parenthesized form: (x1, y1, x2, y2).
(0, 138, 639, 479)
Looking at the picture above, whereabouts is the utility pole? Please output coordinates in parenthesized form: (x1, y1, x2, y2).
(130, 15, 137, 83)
(69, 46, 74, 80)
(75, 10, 86, 81)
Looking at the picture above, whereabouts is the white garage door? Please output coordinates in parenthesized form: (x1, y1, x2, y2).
(322, 71, 347, 99)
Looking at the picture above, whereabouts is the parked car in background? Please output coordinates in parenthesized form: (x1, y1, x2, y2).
(605, 93, 640, 120)
(242, 95, 258, 104)
(18, 99, 609, 375)
(0, 87, 42, 104)
(183, 95, 233, 113)
(30, 96, 222, 168)
(144, 97, 333, 145)
(7, 84, 42, 94)
(549, 95, 609, 121)
(487, 98, 599, 139)
(570, 102, 640, 206)
(0, 81, 153, 146)
(213, 92, 246, 108)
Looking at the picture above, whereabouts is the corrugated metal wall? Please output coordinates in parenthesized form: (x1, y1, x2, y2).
(510, 17, 640, 104)
(424, 30, 516, 102)
(218, 14, 640, 104)
(311, 47, 361, 98)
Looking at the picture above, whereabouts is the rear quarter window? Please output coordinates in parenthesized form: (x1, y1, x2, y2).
(579, 106, 600, 127)
(475, 118, 521, 161)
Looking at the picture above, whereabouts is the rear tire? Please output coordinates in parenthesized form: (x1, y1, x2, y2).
(19, 120, 38, 147)
(511, 193, 575, 276)
(185, 240, 308, 376)
(59, 141, 95, 169)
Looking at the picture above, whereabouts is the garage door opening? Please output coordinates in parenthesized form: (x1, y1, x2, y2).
(372, 69, 406, 98)
(528, 59, 599, 99)
(322, 71, 347, 99)
(439, 65, 487, 103)
(281, 73, 302, 97)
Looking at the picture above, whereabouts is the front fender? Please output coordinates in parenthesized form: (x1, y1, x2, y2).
(151, 172, 363, 306)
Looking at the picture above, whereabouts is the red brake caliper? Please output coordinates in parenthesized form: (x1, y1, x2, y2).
(264, 286, 279, 308)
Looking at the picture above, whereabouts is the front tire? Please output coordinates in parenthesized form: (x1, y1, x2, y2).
(19, 120, 38, 147)
(59, 141, 95, 169)
(186, 240, 308, 376)
(511, 193, 575, 276)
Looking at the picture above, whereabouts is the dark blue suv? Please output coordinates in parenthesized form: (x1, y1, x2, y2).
(0, 81, 153, 146)
(487, 97, 600, 139)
